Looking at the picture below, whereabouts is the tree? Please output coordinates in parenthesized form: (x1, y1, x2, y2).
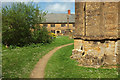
(2, 2, 47, 46)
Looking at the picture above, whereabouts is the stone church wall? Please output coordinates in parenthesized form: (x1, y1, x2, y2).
(72, 2, 120, 68)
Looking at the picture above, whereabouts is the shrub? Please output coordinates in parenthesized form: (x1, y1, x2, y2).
(32, 25, 52, 44)
(2, 2, 47, 46)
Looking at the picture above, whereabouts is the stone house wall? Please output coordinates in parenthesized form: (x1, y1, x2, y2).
(40, 23, 75, 35)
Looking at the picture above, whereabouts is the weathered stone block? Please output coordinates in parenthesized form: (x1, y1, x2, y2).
(72, 39, 118, 68)
(74, 2, 119, 39)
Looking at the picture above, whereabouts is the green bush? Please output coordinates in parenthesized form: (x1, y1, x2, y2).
(32, 25, 52, 44)
(2, 2, 51, 46)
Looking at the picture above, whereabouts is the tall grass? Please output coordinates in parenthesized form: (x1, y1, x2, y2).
(2, 36, 74, 78)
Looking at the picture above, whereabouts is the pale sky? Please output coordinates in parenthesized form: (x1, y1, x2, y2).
(1, 0, 75, 2)
(1, 0, 119, 14)
(2, 0, 75, 14)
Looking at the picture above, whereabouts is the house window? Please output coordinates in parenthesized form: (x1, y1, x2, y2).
(73, 24, 75, 27)
(51, 30, 55, 33)
(61, 30, 65, 34)
(61, 24, 65, 27)
(43, 24, 48, 27)
(51, 24, 55, 27)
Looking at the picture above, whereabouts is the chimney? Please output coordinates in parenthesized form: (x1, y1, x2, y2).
(68, 10, 71, 15)
(67, 10, 70, 29)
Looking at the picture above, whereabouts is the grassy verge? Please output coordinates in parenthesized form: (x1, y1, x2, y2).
(2, 36, 74, 78)
(45, 45, 118, 78)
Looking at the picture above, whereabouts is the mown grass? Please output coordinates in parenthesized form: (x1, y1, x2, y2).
(45, 45, 118, 78)
(2, 36, 74, 78)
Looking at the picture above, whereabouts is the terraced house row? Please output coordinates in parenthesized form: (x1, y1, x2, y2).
(40, 10, 75, 35)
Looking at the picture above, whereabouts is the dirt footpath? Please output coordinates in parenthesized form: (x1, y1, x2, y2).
(30, 43, 73, 78)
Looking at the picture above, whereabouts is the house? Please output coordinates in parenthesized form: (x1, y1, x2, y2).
(40, 10, 75, 35)
(71, 2, 120, 68)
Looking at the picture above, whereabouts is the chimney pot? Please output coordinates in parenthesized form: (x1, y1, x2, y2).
(68, 10, 70, 15)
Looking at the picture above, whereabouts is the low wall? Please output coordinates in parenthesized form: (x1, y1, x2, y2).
(71, 39, 120, 68)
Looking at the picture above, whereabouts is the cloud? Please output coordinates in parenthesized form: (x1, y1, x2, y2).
(45, 3, 73, 13)
(1, 1, 75, 14)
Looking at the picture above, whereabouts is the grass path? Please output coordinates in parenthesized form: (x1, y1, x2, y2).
(30, 43, 73, 78)
(45, 45, 118, 78)
(2, 36, 74, 78)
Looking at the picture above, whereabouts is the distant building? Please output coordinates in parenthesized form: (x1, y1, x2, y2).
(40, 10, 75, 35)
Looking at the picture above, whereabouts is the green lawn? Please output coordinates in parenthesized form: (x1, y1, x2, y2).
(2, 36, 74, 78)
(45, 45, 118, 78)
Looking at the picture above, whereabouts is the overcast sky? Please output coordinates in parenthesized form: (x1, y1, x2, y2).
(1, 0, 75, 14)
